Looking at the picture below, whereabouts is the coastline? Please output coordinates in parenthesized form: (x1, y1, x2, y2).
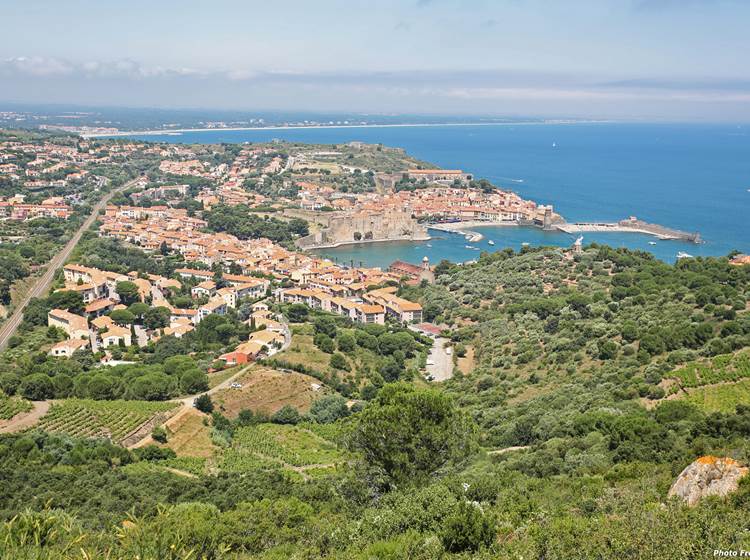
(81, 119, 612, 138)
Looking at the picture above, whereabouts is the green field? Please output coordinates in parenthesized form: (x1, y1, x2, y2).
(0, 394, 32, 420)
(37, 399, 177, 443)
(220, 424, 345, 474)
(683, 379, 750, 413)
(671, 349, 750, 388)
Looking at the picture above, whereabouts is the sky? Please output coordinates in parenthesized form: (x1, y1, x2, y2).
(1, 0, 749, 121)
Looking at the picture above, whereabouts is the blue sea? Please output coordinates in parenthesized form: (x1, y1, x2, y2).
(122, 123, 749, 267)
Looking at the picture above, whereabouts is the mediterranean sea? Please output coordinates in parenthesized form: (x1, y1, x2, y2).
(121, 123, 749, 267)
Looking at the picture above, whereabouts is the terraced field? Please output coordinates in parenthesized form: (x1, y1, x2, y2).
(0, 394, 32, 420)
(37, 399, 177, 444)
(221, 424, 345, 475)
(671, 349, 750, 389)
(684, 379, 750, 413)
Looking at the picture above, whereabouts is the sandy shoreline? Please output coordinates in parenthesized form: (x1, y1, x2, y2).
(81, 119, 610, 138)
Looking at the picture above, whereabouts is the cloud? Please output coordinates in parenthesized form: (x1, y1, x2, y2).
(2, 55, 750, 119)
(1, 56, 200, 80)
(4, 56, 74, 77)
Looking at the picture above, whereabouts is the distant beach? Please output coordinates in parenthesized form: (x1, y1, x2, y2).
(83, 119, 609, 138)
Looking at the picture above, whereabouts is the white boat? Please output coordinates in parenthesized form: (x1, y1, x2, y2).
(677, 251, 693, 259)
(521, 242, 530, 247)
(648, 241, 656, 245)
(426, 243, 432, 247)
(487, 240, 495, 246)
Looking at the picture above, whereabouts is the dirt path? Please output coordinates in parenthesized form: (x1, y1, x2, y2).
(129, 362, 257, 449)
(161, 466, 198, 479)
(487, 445, 530, 456)
(0, 401, 50, 434)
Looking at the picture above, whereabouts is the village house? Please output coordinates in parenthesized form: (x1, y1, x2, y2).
(99, 325, 132, 348)
(48, 309, 90, 340)
(48, 338, 90, 358)
(364, 287, 423, 323)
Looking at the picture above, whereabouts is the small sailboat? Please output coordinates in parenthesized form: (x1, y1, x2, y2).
(648, 241, 656, 246)
(677, 251, 693, 259)
(487, 240, 495, 246)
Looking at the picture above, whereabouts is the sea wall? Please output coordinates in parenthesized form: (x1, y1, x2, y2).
(296, 209, 429, 249)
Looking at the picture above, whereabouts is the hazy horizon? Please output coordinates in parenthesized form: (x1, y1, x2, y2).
(2, 0, 750, 121)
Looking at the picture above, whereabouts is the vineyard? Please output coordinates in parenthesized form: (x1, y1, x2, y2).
(221, 424, 344, 473)
(684, 379, 750, 413)
(671, 349, 750, 389)
(37, 399, 177, 444)
(0, 393, 32, 420)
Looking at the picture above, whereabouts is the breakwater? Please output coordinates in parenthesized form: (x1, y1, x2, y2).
(555, 217, 701, 243)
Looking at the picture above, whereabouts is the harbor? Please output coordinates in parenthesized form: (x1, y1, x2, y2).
(554, 217, 702, 243)
(428, 222, 487, 243)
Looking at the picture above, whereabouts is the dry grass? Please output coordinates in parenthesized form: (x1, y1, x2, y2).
(276, 334, 331, 371)
(213, 365, 325, 419)
(164, 408, 216, 458)
(457, 345, 476, 375)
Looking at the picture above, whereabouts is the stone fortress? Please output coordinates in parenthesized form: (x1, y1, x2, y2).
(289, 208, 430, 249)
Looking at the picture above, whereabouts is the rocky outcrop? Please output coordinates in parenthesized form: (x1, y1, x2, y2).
(668, 456, 748, 506)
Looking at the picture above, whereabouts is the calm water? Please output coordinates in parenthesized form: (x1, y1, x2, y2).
(123, 123, 750, 265)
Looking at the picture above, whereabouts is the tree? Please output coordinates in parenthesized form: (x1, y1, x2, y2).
(47, 290, 85, 314)
(286, 304, 309, 323)
(330, 352, 349, 371)
(195, 393, 214, 413)
(152, 426, 168, 443)
(313, 316, 337, 338)
(440, 501, 496, 553)
(287, 218, 309, 237)
(236, 408, 255, 426)
(19, 373, 54, 400)
(144, 306, 170, 330)
(337, 332, 356, 353)
(109, 309, 135, 325)
(271, 405, 301, 425)
(87, 375, 117, 399)
(599, 340, 618, 360)
(128, 302, 150, 319)
(349, 383, 479, 489)
(180, 369, 209, 394)
(314, 333, 335, 354)
(115, 281, 141, 306)
(309, 394, 350, 424)
(378, 332, 415, 356)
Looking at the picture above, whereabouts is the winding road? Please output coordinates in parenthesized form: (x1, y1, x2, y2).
(0, 177, 139, 351)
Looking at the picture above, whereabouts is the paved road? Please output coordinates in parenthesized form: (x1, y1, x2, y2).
(0, 178, 139, 351)
(426, 336, 453, 382)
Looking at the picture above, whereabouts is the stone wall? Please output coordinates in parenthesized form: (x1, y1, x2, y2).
(296, 209, 428, 249)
